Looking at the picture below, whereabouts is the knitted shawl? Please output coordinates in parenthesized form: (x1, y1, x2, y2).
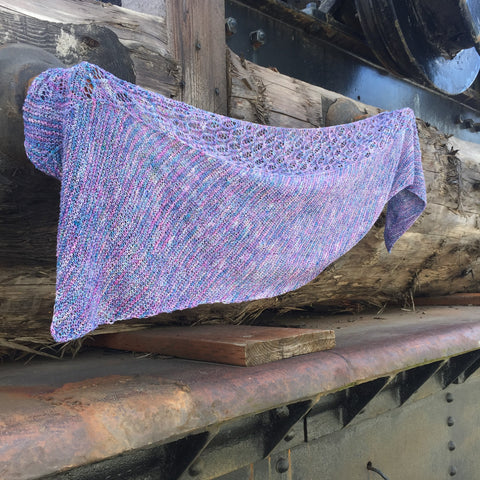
(23, 62, 426, 342)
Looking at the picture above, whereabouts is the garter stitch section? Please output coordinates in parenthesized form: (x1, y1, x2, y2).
(23, 62, 426, 342)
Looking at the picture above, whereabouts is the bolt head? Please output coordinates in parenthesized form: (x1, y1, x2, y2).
(447, 416, 455, 426)
(256, 30, 266, 42)
(449, 465, 457, 476)
(284, 430, 296, 442)
(275, 406, 290, 418)
(249, 29, 266, 47)
(448, 441, 456, 451)
(225, 17, 238, 35)
(446, 392, 454, 403)
(276, 457, 289, 474)
(188, 459, 204, 476)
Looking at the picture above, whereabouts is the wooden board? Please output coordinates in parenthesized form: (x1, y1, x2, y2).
(414, 293, 480, 306)
(90, 325, 335, 367)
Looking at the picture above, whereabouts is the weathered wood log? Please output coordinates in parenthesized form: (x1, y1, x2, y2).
(0, 0, 178, 96)
(1, 0, 479, 358)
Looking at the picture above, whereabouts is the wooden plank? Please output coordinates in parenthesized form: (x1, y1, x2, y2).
(414, 294, 480, 306)
(91, 325, 336, 366)
(121, 0, 166, 17)
(166, 0, 227, 113)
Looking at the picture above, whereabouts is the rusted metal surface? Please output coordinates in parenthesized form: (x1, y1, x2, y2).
(2, 306, 480, 479)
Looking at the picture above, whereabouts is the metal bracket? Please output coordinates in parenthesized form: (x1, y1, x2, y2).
(441, 349, 480, 388)
(341, 376, 390, 426)
(397, 361, 443, 405)
(455, 356, 480, 384)
(44, 430, 215, 480)
(263, 399, 313, 457)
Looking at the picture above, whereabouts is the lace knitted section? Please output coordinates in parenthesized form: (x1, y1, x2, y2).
(60, 62, 414, 176)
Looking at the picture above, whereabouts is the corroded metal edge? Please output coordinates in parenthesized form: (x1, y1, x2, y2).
(2, 307, 480, 479)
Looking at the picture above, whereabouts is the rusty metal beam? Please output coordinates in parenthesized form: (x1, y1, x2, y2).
(2, 306, 480, 479)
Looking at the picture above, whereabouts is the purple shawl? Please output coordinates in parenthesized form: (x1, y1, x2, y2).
(23, 62, 426, 342)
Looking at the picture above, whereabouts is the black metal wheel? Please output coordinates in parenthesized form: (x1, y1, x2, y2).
(355, 0, 480, 94)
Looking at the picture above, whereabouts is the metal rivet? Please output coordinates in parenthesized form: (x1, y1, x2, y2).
(276, 457, 289, 474)
(284, 430, 296, 441)
(188, 459, 204, 476)
(214, 87, 220, 96)
(195, 41, 201, 50)
(449, 465, 457, 476)
(275, 406, 290, 418)
(447, 416, 455, 426)
(446, 392, 454, 402)
(448, 441, 456, 451)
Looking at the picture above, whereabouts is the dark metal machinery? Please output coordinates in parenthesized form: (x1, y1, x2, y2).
(355, 0, 480, 94)
(225, 0, 480, 143)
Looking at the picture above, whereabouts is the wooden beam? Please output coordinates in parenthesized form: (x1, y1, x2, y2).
(0, 0, 179, 95)
(414, 294, 480, 306)
(91, 325, 335, 366)
(228, 50, 326, 128)
(166, 0, 227, 113)
(228, 48, 373, 127)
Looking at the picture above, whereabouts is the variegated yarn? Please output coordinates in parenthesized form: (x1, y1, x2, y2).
(23, 62, 426, 342)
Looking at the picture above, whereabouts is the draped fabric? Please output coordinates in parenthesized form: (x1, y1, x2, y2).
(23, 63, 426, 342)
